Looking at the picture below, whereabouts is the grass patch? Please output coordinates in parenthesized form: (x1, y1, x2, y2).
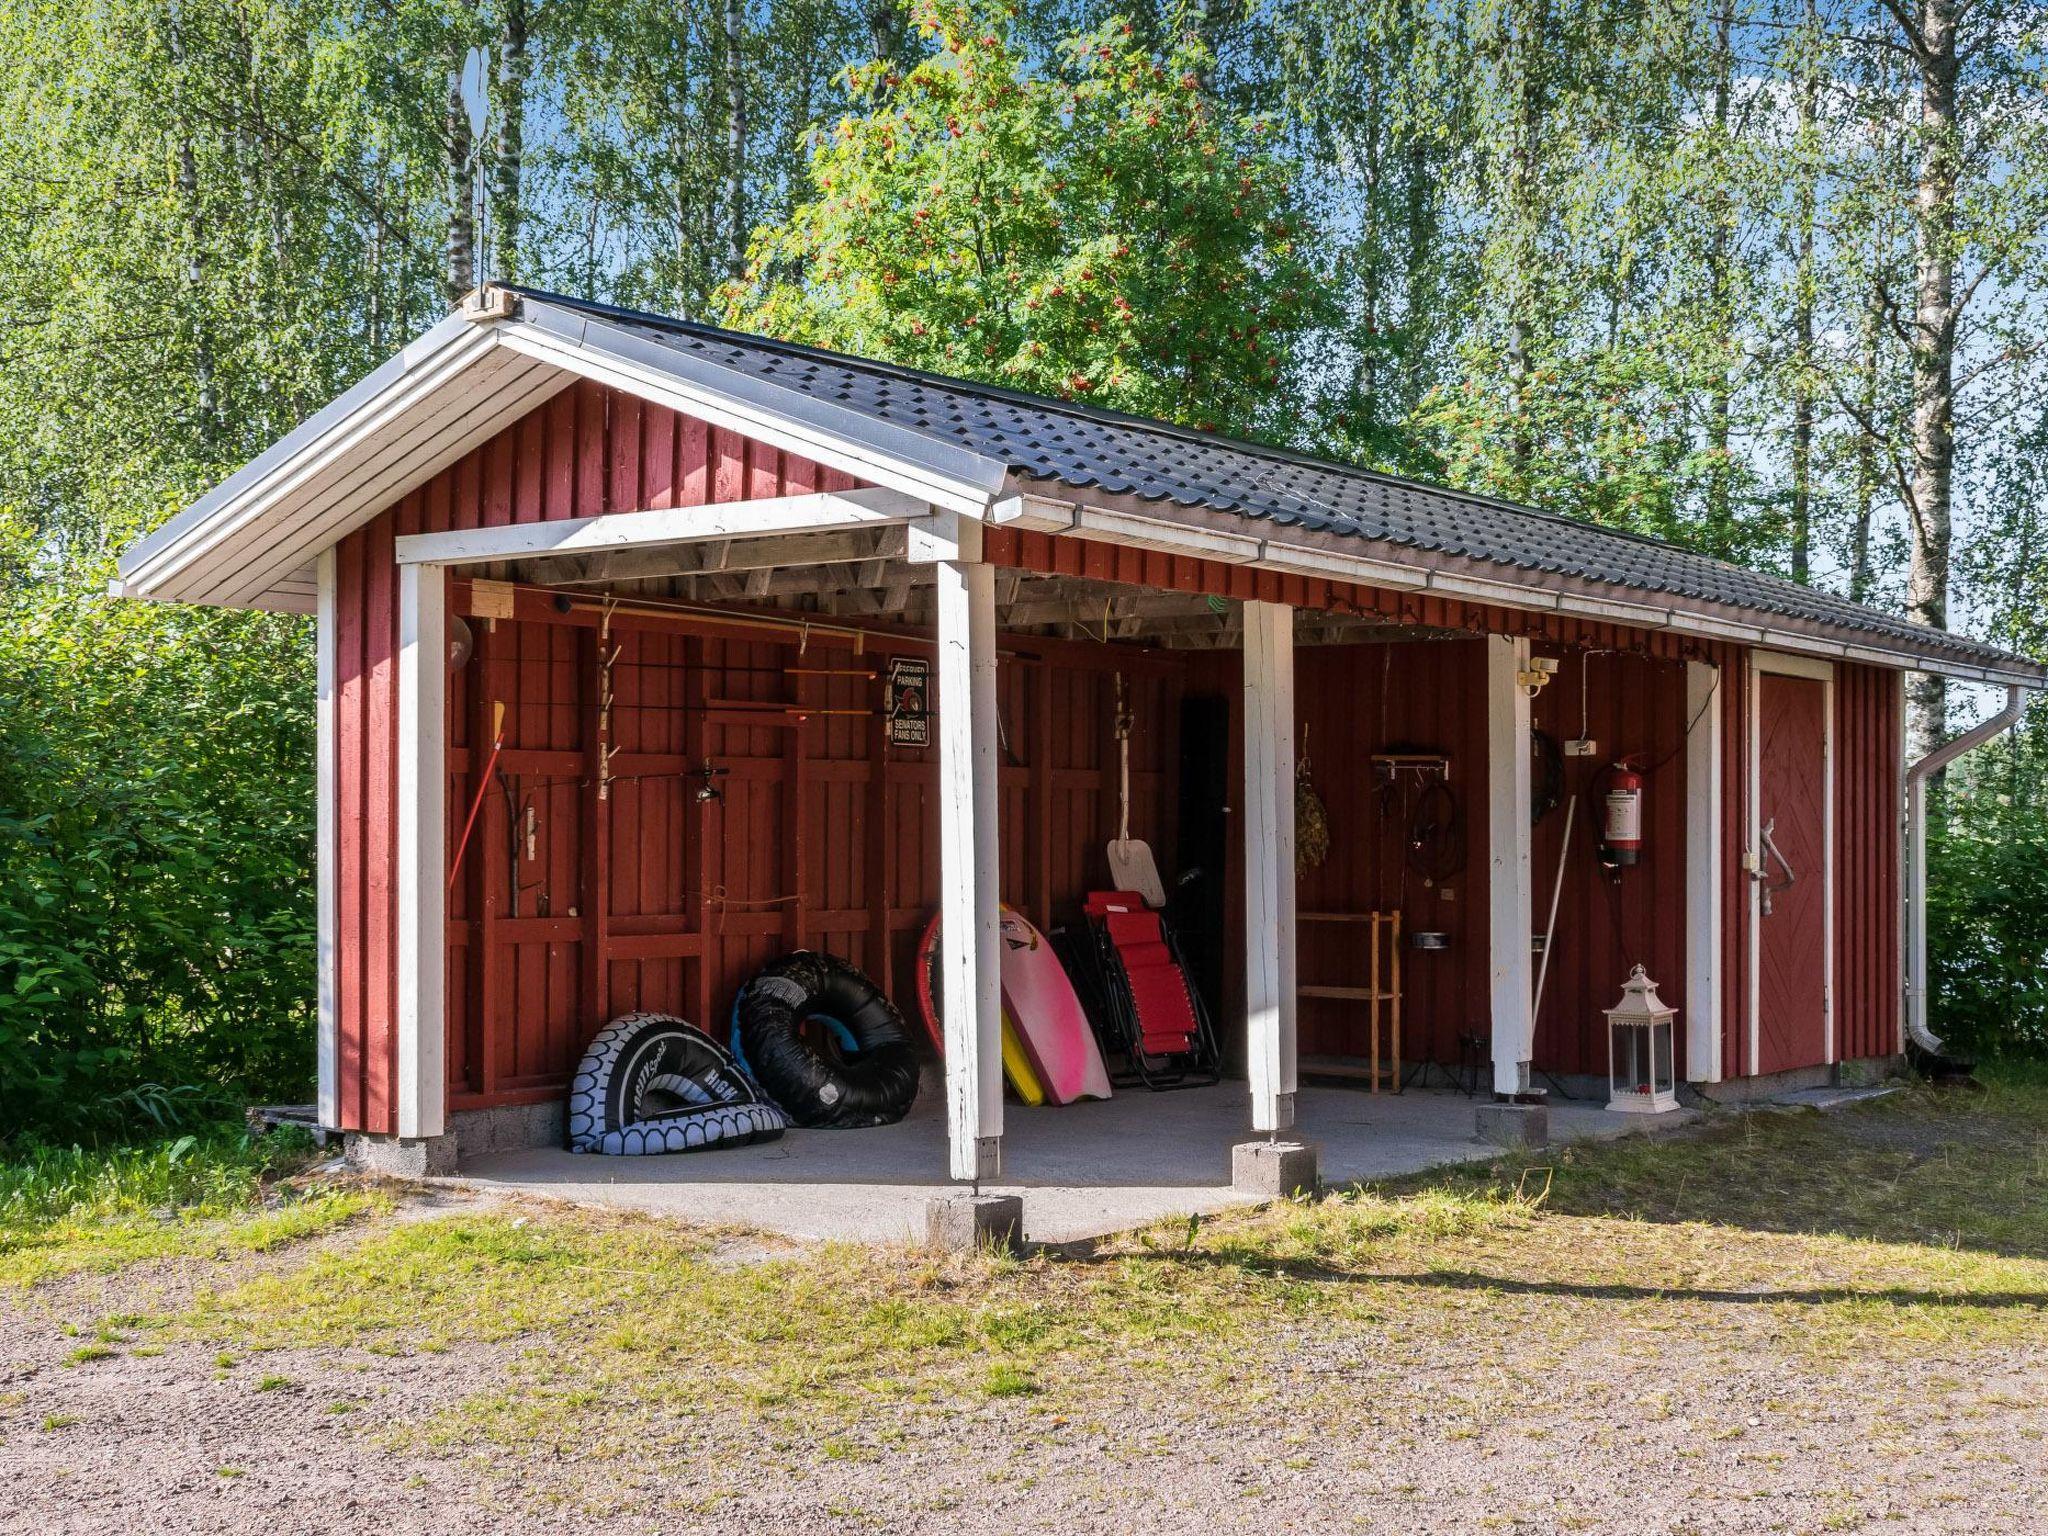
(0, 1128, 385, 1287)
(94, 1071, 2048, 1499)
(1394, 1074, 2048, 1260)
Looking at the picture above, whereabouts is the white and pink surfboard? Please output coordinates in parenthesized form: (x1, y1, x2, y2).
(998, 906, 1112, 1104)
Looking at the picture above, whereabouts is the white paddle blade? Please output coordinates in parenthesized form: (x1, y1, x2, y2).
(1107, 837, 1168, 909)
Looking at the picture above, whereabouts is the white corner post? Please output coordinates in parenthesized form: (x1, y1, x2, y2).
(1683, 659, 1724, 1083)
(933, 518, 1003, 1182)
(1488, 636, 1535, 1096)
(1242, 600, 1297, 1134)
(396, 561, 448, 1141)
(314, 548, 339, 1130)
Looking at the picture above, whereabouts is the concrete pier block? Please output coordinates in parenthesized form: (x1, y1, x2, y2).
(1475, 1101, 1550, 1149)
(343, 1132, 459, 1178)
(925, 1193, 1024, 1253)
(1231, 1140, 1319, 1200)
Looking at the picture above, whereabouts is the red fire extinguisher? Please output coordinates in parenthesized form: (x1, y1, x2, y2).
(1600, 759, 1644, 868)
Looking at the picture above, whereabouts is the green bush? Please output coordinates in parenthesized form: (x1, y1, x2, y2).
(0, 520, 315, 1140)
(0, 1124, 313, 1229)
(1928, 773, 2048, 1061)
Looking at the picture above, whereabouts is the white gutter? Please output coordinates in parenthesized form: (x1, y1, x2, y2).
(1904, 682, 2028, 1055)
(994, 492, 2046, 689)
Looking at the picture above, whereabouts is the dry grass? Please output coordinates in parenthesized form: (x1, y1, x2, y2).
(9, 1074, 2046, 1532)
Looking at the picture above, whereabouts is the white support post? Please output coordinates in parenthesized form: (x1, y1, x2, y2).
(936, 523, 1002, 1182)
(314, 549, 339, 1129)
(1488, 636, 1534, 1097)
(1684, 659, 1724, 1083)
(396, 562, 448, 1141)
(1242, 600, 1297, 1134)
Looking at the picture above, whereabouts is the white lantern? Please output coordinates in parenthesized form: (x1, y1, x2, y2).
(1605, 965, 1679, 1114)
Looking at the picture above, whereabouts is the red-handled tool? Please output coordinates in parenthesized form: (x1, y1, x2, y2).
(447, 700, 505, 893)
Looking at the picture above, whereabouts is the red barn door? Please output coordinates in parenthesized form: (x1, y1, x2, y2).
(1751, 663, 1832, 1076)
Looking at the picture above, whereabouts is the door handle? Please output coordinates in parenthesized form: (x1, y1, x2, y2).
(1752, 816, 1797, 916)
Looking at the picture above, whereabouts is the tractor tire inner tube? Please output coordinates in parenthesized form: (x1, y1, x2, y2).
(735, 952, 919, 1128)
(567, 1012, 787, 1155)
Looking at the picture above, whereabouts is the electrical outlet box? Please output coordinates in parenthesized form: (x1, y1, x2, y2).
(1565, 738, 1598, 757)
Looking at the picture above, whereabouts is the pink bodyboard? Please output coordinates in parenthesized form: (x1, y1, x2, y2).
(998, 906, 1112, 1104)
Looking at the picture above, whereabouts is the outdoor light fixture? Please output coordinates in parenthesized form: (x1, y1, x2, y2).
(1518, 655, 1560, 697)
(1605, 965, 1679, 1114)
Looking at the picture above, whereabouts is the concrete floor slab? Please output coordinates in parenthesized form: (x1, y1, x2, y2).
(444, 1083, 1681, 1246)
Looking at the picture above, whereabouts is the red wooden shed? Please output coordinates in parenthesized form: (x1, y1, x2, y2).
(116, 286, 2042, 1184)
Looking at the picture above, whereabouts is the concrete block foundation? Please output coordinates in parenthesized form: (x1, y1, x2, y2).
(344, 1131, 460, 1178)
(1475, 1101, 1550, 1148)
(925, 1194, 1024, 1253)
(1231, 1139, 1319, 1200)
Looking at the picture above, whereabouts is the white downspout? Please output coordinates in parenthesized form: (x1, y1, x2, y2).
(1904, 682, 2027, 1055)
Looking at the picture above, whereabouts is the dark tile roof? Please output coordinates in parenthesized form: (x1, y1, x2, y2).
(510, 286, 2038, 679)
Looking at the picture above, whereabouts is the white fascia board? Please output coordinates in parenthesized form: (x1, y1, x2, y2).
(1429, 570, 1561, 610)
(117, 317, 494, 599)
(212, 355, 570, 608)
(1255, 536, 1429, 590)
(1071, 505, 1264, 562)
(1761, 628, 1848, 658)
(1665, 610, 1766, 645)
(500, 305, 1007, 517)
(394, 486, 931, 566)
(112, 578, 318, 616)
(1843, 644, 1907, 672)
(1565, 594, 1672, 628)
(990, 492, 1079, 533)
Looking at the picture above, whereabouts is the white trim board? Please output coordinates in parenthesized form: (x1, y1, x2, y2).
(1746, 651, 1836, 1076)
(1241, 599, 1298, 1133)
(314, 549, 339, 1128)
(935, 554, 1003, 1182)
(1488, 635, 1535, 1095)
(394, 564, 448, 1140)
(1684, 659, 1723, 1083)
(996, 494, 2036, 688)
(497, 309, 1006, 517)
(392, 486, 932, 566)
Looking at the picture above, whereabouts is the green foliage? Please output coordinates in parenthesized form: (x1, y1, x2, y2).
(0, 517, 315, 1137)
(1928, 737, 2048, 1061)
(0, 0, 2043, 1092)
(0, 1127, 298, 1230)
(723, 3, 1335, 440)
(0, 1124, 375, 1287)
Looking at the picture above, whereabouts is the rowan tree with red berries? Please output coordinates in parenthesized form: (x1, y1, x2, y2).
(721, 2, 1334, 441)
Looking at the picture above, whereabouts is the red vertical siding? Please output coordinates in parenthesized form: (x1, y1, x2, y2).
(1204, 641, 1695, 1079)
(329, 383, 1909, 1129)
(1717, 644, 1753, 1080)
(1834, 663, 1903, 1062)
(1526, 649, 1692, 1077)
(330, 383, 854, 1131)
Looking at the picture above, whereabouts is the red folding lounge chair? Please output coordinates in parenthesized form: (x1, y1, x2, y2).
(1056, 890, 1221, 1091)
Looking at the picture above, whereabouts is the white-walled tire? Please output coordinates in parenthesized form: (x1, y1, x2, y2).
(566, 1012, 787, 1155)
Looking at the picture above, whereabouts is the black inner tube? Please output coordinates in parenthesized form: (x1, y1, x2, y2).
(737, 952, 919, 1128)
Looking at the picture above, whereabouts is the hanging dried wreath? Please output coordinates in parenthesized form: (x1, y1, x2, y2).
(1296, 724, 1330, 873)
